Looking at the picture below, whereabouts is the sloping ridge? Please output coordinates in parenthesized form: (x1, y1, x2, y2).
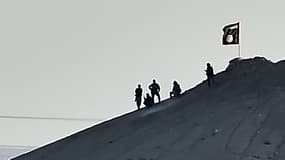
(13, 57, 285, 160)
(0, 146, 33, 160)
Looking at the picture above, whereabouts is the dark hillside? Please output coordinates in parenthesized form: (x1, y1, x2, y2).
(14, 57, 285, 160)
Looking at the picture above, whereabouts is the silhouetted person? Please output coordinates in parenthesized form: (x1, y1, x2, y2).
(170, 81, 182, 98)
(205, 63, 214, 87)
(134, 84, 143, 110)
(148, 79, 161, 103)
(143, 93, 154, 108)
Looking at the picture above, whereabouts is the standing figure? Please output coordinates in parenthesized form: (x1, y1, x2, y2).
(205, 63, 215, 87)
(170, 81, 182, 98)
(148, 79, 161, 103)
(143, 93, 154, 108)
(134, 84, 143, 110)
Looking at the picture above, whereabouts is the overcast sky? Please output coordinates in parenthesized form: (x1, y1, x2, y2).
(0, 145, 34, 160)
(1, 0, 285, 147)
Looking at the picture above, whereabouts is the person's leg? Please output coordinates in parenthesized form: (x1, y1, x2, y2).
(174, 92, 179, 97)
(211, 76, 215, 84)
(207, 77, 211, 87)
(157, 92, 161, 102)
(151, 92, 155, 101)
(139, 98, 142, 108)
(136, 101, 139, 110)
(137, 98, 141, 110)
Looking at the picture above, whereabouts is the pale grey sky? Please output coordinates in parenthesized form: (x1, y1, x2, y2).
(0, 145, 34, 160)
(0, 0, 284, 146)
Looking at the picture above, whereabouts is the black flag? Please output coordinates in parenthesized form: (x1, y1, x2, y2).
(222, 22, 239, 45)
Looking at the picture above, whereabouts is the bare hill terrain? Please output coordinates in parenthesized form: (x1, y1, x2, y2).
(13, 57, 285, 160)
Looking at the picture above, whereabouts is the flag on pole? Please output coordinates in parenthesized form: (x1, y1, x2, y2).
(222, 22, 239, 45)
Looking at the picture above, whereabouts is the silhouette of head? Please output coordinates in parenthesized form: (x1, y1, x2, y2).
(207, 63, 211, 67)
(173, 81, 178, 85)
(146, 93, 150, 97)
(138, 84, 141, 88)
(153, 79, 156, 83)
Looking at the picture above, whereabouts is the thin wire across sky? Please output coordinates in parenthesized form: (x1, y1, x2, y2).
(0, 115, 102, 122)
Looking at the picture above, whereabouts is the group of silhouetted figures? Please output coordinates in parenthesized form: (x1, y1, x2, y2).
(134, 63, 215, 110)
(134, 79, 181, 110)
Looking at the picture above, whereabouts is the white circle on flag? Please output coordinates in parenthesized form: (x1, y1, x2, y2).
(226, 35, 233, 43)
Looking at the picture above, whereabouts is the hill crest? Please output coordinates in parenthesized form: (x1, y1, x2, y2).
(13, 56, 285, 160)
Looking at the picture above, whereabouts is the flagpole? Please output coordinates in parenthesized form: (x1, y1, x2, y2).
(238, 21, 241, 58)
(238, 42, 241, 58)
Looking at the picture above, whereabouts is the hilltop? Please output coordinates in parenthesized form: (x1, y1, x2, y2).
(13, 57, 285, 160)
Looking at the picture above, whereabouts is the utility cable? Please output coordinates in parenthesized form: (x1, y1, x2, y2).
(0, 115, 102, 122)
